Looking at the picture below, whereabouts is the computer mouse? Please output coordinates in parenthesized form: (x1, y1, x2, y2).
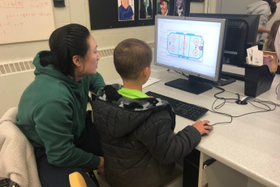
(201, 124, 213, 136)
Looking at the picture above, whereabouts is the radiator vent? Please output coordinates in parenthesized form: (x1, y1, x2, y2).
(0, 42, 155, 76)
(0, 60, 34, 76)
(148, 42, 155, 49)
(99, 48, 114, 58)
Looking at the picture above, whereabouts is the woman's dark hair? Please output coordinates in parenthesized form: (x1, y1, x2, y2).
(265, 20, 280, 51)
(41, 24, 90, 79)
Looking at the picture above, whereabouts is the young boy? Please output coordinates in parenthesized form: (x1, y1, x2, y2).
(92, 38, 212, 187)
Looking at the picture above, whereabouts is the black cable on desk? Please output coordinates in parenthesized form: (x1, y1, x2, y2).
(167, 69, 279, 125)
(167, 69, 189, 78)
(209, 87, 279, 126)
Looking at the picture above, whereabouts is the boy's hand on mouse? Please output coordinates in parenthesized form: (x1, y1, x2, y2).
(192, 120, 212, 135)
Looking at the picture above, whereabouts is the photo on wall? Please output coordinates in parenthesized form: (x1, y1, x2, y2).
(157, 0, 170, 16)
(139, 0, 153, 20)
(118, 0, 135, 21)
(174, 0, 185, 17)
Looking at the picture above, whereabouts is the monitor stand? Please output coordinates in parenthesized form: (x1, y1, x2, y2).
(204, 75, 236, 86)
(217, 76, 236, 86)
(165, 76, 213, 95)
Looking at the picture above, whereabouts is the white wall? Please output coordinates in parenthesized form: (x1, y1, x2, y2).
(261, 4, 280, 39)
(215, 0, 280, 40)
(0, 0, 206, 66)
(0, 0, 206, 116)
(217, 0, 256, 14)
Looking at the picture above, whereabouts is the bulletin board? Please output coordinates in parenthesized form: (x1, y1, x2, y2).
(88, 0, 182, 30)
(0, 0, 55, 44)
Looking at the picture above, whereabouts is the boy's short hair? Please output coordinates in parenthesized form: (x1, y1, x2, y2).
(114, 38, 152, 80)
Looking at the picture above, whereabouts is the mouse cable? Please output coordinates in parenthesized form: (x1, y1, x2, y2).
(167, 69, 189, 78)
(209, 95, 278, 126)
(203, 83, 240, 102)
(276, 83, 280, 95)
(208, 88, 279, 125)
(252, 98, 280, 108)
(208, 98, 233, 126)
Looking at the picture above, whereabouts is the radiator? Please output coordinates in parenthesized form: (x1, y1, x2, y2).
(0, 42, 155, 116)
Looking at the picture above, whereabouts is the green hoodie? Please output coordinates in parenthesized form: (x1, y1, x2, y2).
(16, 51, 105, 169)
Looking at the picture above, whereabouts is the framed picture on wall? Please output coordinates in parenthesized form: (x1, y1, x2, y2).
(157, 0, 170, 16)
(139, 0, 154, 20)
(174, 0, 185, 17)
(88, 0, 187, 30)
(118, 0, 135, 21)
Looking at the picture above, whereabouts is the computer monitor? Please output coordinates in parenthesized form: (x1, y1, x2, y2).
(190, 13, 256, 69)
(223, 19, 248, 67)
(190, 13, 260, 45)
(154, 15, 226, 94)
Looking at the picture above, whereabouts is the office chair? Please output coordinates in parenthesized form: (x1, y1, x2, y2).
(0, 107, 42, 187)
(0, 107, 100, 187)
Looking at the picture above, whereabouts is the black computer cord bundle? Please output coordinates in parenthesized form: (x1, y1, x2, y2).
(167, 69, 189, 78)
(276, 83, 280, 95)
(169, 69, 280, 126)
(210, 85, 280, 126)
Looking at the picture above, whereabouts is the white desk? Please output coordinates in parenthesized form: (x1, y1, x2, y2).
(107, 71, 280, 187)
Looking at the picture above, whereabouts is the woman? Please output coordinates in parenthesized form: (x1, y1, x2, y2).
(263, 20, 280, 51)
(247, 0, 279, 43)
(16, 24, 105, 187)
(274, 21, 280, 74)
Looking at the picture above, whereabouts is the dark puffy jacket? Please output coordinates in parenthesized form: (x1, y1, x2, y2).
(93, 85, 201, 187)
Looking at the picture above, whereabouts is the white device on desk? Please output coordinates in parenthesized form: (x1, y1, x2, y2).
(154, 15, 226, 94)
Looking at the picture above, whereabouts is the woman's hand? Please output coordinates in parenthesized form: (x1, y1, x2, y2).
(97, 157, 105, 176)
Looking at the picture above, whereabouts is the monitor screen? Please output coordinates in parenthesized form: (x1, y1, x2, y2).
(225, 27, 241, 55)
(155, 15, 226, 84)
(223, 20, 248, 67)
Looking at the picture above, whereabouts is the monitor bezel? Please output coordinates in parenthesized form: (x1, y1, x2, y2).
(154, 15, 227, 82)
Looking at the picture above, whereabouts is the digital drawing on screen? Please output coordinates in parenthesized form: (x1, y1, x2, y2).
(174, 0, 185, 17)
(157, 0, 169, 16)
(118, 0, 134, 21)
(167, 32, 204, 61)
(139, 0, 153, 20)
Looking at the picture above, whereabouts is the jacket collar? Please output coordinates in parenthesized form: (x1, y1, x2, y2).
(97, 84, 172, 111)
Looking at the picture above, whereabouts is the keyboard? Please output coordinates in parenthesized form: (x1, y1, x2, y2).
(146, 91, 208, 121)
(221, 71, 245, 81)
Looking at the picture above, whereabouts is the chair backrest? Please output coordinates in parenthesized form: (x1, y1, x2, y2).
(0, 107, 42, 187)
